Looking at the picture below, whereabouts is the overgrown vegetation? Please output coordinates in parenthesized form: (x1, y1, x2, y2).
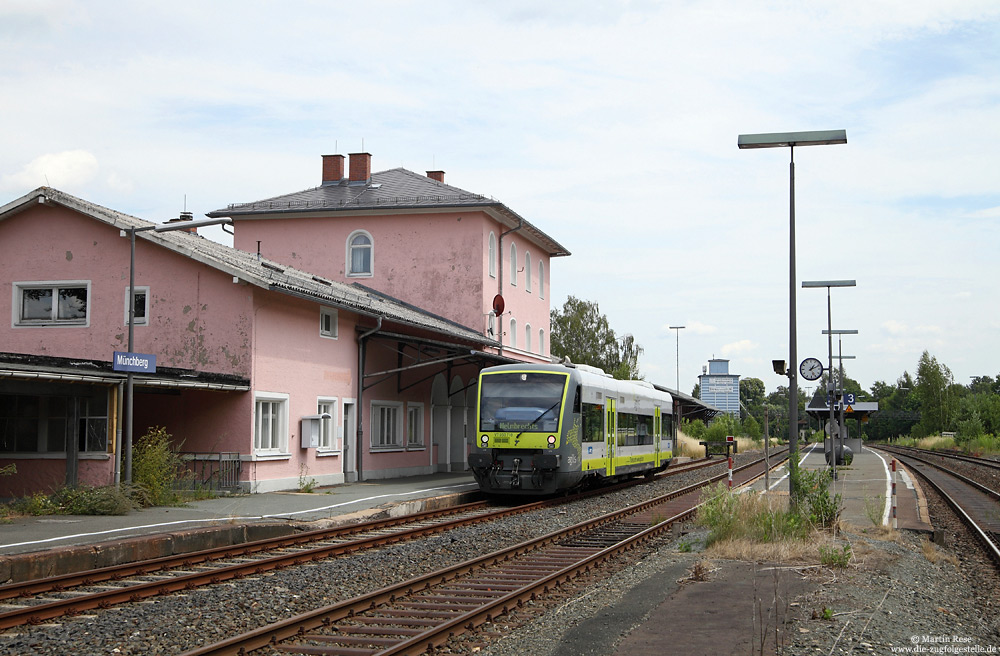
(819, 543, 852, 568)
(795, 468, 842, 528)
(695, 471, 846, 567)
(131, 426, 190, 507)
(2, 426, 204, 517)
(298, 464, 318, 493)
(697, 483, 810, 546)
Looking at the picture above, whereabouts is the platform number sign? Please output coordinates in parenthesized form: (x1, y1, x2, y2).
(844, 393, 856, 405)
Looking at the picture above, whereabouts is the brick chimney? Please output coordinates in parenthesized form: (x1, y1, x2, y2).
(322, 154, 345, 183)
(349, 152, 372, 183)
(165, 211, 198, 234)
(426, 170, 445, 183)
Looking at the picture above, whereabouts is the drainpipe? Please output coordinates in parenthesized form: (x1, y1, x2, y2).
(114, 381, 124, 486)
(356, 316, 382, 482)
(496, 219, 523, 356)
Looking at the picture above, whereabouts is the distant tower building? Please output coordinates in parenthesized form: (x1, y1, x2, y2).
(699, 359, 740, 417)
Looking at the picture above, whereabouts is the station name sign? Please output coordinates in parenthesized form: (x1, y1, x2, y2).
(113, 351, 157, 373)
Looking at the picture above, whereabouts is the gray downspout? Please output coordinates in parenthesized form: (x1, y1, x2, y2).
(496, 219, 523, 356)
(115, 381, 124, 486)
(356, 316, 382, 482)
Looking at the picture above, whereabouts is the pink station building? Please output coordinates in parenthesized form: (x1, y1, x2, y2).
(0, 152, 569, 497)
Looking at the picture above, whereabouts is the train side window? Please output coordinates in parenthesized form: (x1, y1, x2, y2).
(573, 385, 581, 413)
(582, 402, 603, 442)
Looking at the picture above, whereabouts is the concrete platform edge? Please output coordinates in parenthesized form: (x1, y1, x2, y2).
(0, 489, 480, 585)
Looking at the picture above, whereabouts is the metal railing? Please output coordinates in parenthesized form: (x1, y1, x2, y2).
(178, 452, 242, 492)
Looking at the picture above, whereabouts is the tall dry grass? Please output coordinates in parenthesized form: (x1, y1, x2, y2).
(675, 430, 767, 459)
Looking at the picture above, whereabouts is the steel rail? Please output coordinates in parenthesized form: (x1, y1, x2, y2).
(880, 444, 1000, 472)
(0, 457, 720, 628)
(177, 452, 787, 656)
(0, 456, 716, 600)
(880, 447, 1000, 567)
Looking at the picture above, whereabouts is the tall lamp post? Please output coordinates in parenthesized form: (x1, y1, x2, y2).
(739, 129, 847, 499)
(669, 325, 685, 391)
(823, 329, 857, 480)
(802, 279, 856, 480)
(122, 217, 233, 483)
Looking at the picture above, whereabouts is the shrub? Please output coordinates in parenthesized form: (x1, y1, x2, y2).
(684, 419, 706, 440)
(51, 485, 135, 515)
(10, 491, 60, 516)
(131, 426, 187, 507)
(796, 468, 842, 529)
(819, 543, 852, 568)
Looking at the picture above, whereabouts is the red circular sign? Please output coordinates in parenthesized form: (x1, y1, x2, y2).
(492, 294, 505, 316)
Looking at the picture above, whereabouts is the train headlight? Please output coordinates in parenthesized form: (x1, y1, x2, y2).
(547, 435, 556, 447)
(481, 435, 489, 446)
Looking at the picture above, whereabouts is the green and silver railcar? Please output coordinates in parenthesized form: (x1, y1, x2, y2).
(469, 362, 674, 495)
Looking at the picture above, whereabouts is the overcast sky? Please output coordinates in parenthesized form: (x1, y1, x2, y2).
(2, 1, 998, 396)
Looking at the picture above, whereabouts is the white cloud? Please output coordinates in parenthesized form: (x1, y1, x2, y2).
(686, 322, 719, 335)
(1, 150, 98, 192)
(721, 340, 759, 357)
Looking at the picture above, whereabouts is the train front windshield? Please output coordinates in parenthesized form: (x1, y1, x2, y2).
(479, 372, 567, 433)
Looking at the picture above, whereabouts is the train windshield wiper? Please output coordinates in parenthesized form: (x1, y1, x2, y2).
(514, 399, 562, 442)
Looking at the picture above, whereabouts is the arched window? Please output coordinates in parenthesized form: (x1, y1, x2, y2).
(524, 252, 532, 293)
(347, 230, 373, 277)
(539, 329, 545, 356)
(509, 317, 517, 348)
(525, 323, 532, 353)
(488, 232, 496, 279)
(509, 243, 517, 286)
(538, 261, 545, 299)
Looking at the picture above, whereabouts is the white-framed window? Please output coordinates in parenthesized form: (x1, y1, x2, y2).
(539, 328, 545, 357)
(407, 403, 424, 448)
(320, 306, 338, 339)
(254, 392, 289, 455)
(347, 230, 373, 277)
(539, 261, 545, 299)
(510, 317, 517, 349)
(371, 401, 403, 449)
(524, 252, 532, 293)
(509, 243, 517, 286)
(13, 281, 90, 327)
(125, 286, 149, 326)
(317, 398, 338, 450)
(488, 232, 497, 278)
(525, 323, 532, 353)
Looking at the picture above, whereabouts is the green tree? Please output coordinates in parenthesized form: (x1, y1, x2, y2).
(913, 351, 954, 437)
(549, 296, 643, 380)
(867, 373, 920, 441)
(739, 377, 766, 421)
(691, 382, 701, 399)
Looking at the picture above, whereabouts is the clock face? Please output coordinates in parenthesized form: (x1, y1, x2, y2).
(800, 357, 824, 381)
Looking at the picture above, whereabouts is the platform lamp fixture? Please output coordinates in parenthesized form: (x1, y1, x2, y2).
(669, 325, 685, 391)
(802, 279, 856, 480)
(121, 216, 234, 484)
(738, 129, 847, 500)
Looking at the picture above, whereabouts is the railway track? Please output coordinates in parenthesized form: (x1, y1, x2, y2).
(178, 451, 787, 656)
(878, 446, 1000, 567)
(0, 456, 721, 630)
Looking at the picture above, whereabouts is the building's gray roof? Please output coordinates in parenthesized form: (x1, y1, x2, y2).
(0, 187, 496, 347)
(207, 167, 570, 257)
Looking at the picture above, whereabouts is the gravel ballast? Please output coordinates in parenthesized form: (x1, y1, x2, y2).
(4, 451, 999, 655)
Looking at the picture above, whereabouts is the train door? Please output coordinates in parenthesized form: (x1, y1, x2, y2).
(654, 405, 661, 467)
(606, 397, 616, 476)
